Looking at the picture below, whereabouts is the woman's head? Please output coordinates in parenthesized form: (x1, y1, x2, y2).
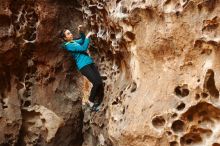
(59, 29, 73, 42)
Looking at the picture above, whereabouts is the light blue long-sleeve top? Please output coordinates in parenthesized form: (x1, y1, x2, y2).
(62, 33, 94, 70)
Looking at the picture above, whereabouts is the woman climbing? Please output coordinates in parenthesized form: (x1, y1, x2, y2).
(59, 25, 104, 112)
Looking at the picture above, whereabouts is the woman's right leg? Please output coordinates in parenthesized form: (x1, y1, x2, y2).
(90, 64, 104, 104)
(79, 63, 103, 103)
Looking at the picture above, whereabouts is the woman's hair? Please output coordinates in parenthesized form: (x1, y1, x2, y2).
(59, 29, 67, 40)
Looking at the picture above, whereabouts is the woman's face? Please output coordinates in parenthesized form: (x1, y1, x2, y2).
(64, 29, 73, 41)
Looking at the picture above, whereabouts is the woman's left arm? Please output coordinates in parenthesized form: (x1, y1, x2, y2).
(65, 37, 90, 52)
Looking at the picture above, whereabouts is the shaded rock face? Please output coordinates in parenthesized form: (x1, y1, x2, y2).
(0, 0, 84, 145)
(80, 0, 220, 146)
(1, 0, 220, 146)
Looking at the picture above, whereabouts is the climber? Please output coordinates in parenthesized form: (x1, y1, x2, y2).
(59, 25, 104, 112)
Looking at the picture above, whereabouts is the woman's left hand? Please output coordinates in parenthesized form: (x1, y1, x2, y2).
(86, 31, 96, 38)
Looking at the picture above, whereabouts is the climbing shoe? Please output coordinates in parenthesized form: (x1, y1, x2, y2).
(90, 102, 100, 112)
(87, 100, 94, 108)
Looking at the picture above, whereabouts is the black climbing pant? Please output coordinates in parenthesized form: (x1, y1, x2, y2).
(79, 63, 104, 104)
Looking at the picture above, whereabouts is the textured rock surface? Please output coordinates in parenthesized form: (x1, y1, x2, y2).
(1, 0, 220, 146)
(0, 0, 84, 145)
(80, 0, 220, 146)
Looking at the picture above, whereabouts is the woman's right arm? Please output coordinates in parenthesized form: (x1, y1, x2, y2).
(74, 32, 85, 45)
(74, 25, 86, 44)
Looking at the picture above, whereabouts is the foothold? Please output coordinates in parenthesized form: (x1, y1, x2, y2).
(41, 118, 46, 123)
(116, 0, 121, 3)
(21, 99, 24, 105)
(187, 114, 193, 122)
(170, 141, 178, 146)
(23, 90, 31, 98)
(16, 82, 24, 90)
(1, 98, 8, 109)
(119, 90, 123, 96)
(25, 81, 33, 88)
(121, 6, 128, 13)
(171, 120, 185, 133)
(110, 33, 116, 39)
(174, 84, 189, 97)
(4, 134, 14, 145)
(101, 76, 107, 80)
(195, 94, 200, 100)
(201, 49, 212, 55)
(202, 16, 219, 31)
(3, 105, 8, 109)
(166, 131, 172, 136)
(203, 69, 219, 98)
(176, 102, 185, 111)
(152, 116, 166, 128)
(201, 92, 208, 98)
(112, 98, 119, 105)
(101, 56, 105, 62)
(180, 132, 202, 145)
(23, 100, 31, 107)
(197, 0, 217, 12)
(186, 139, 193, 144)
(171, 113, 178, 118)
(124, 31, 135, 42)
(182, 102, 220, 126)
(199, 110, 208, 117)
(122, 107, 125, 114)
(130, 82, 137, 93)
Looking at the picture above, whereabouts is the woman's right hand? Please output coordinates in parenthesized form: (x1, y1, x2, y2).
(78, 25, 85, 33)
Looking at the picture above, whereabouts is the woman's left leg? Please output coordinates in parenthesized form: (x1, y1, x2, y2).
(80, 63, 104, 104)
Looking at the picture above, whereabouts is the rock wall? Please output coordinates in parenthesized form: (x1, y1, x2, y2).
(1, 0, 220, 146)
(0, 0, 84, 145)
(81, 0, 220, 146)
